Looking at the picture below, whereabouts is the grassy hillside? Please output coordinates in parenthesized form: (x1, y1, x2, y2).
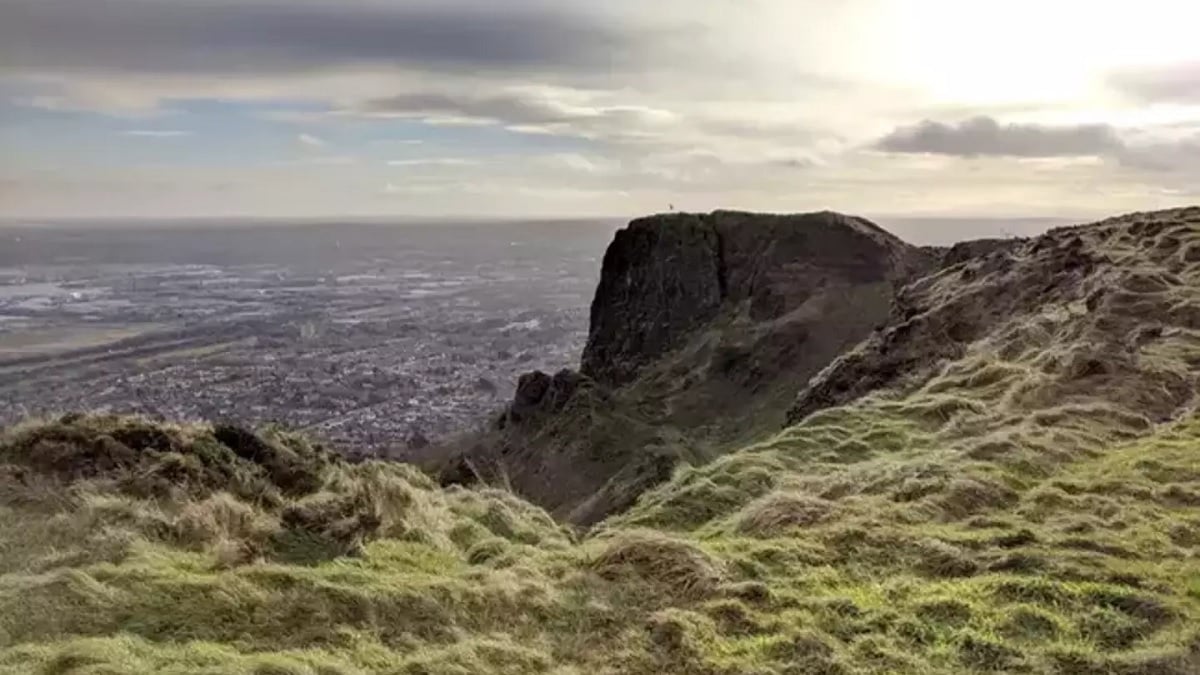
(437, 211, 932, 526)
(3, 208, 1200, 674)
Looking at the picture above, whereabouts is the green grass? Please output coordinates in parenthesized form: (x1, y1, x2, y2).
(3, 392, 1198, 673)
(3, 208, 1200, 673)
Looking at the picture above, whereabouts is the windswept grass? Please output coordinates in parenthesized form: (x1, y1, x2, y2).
(5, 391, 1199, 672)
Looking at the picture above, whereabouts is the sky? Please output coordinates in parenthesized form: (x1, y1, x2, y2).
(0, 0, 1198, 220)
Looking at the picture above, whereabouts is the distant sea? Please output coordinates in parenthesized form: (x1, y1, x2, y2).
(870, 216, 1079, 246)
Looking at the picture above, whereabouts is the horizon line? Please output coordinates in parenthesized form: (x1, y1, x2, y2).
(0, 210, 1118, 227)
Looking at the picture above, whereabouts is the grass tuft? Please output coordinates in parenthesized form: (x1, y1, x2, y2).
(589, 531, 723, 598)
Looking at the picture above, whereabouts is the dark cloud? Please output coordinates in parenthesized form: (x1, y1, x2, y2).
(1109, 62, 1200, 103)
(874, 116, 1122, 158)
(0, 0, 634, 76)
(1114, 135, 1200, 172)
(875, 116, 1200, 179)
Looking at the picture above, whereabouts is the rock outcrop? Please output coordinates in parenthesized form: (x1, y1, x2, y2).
(441, 210, 937, 524)
(581, 210, 932, 386)
(500, 369, 587, 427)
(579, 215, 723, 387)
(789, 206, 1200, 427)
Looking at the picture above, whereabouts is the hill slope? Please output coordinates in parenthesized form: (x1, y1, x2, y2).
(2, 207, 1200, 674)
(441, 211, 936, 525)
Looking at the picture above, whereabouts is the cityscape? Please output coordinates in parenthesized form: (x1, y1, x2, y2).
(0, 221, 616, 457)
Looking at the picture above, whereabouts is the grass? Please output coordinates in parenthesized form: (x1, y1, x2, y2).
(3, 395, 1197, 673)
(3, 207, 1200, 673)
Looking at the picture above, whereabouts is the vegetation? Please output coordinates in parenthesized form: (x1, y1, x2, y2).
(3, 208, 1200, 673)
(4, 396, 1198, 672)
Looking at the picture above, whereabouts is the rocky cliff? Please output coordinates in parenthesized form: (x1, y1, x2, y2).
(442, 210, 937, 524)
(582, 211, 932, 385)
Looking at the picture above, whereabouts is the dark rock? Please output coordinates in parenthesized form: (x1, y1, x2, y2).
(581, 214, 723, 386)
(546, 369, 584, 409)
(503, 368, 587, 426)
(581, 210, 931, 386)
(514, 371, 553, 410)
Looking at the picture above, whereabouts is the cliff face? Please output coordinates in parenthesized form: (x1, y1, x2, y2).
(581, 211, 932, 386)
(580, 215, 723, 386)
(444, 210, 936, 524)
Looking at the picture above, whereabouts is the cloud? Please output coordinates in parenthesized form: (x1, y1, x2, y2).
(1114, 134, 1200, 172)
(353, 89, 679, 143)
(386, 158, 480, 167)
(7, 1, 1195, 220)
(0, 0, 843, 120)
(297, 133, 326, 148)
(122, 130, 191, 138)
(272, 156, 357, 167)
(0, 0, 635, 77)
(359, 91, 574, 123)
(0, 0, 854, 179)
(1109, 62, 1200, 103)
(359, 90, 665, 124)
(874, 116, 1123, 158)
(874, 116, 1200, 184)
(544, 154, 611, 174)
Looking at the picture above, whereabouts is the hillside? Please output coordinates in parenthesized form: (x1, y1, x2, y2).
(2, 207, 1200, 674)
(439, 211, 937, 525)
